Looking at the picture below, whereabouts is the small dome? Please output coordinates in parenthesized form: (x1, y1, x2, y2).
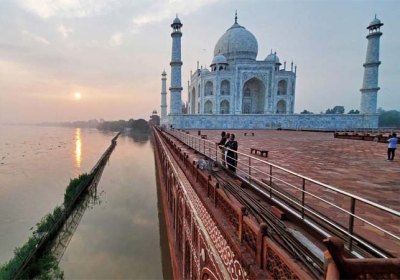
(214, 22, 258, 61)
(367, 15, 383, 30)
(369, 17, 381, 26)
(152, 109, 157, 114)
(265, 53, 280, 63)
(211, 54, 227, 65)
(173, 17, 181, 25)
(162, 70, 166, 75)
(201, 68, 210, 74)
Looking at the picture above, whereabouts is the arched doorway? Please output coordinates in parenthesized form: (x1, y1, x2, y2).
(276, 100, 286, 113)
(278, 80, 287, 95)
(204, 100, 213, 114)
(205, 81, 213, 96)
(242, 77, 266, 114)
(220, 80, 230, 95)
(220, 100, 230, 114)
(191, 88, 196, 114)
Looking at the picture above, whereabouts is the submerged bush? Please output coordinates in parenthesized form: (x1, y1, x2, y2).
(0, 236, 38, 279)
(63, 173, 91, 205)
(1, 172, 91, 279)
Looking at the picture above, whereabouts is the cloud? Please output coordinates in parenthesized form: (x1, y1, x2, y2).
(16, 0, 118, 19)
(131, 0, 222, 29)
(58, 25, 74, 38)
(22, 30, 49, 45)
(109, 32, 123, 46)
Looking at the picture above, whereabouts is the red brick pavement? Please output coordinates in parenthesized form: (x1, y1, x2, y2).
(188, 129, 400, 256)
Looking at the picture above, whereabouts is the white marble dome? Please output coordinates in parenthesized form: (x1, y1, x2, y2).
(173, 17, 182, 25)
(369, 17, 381, 26)
(265, 53, 280, 63)
(211, 54, 227, 65)
(213, 22, 258, 61)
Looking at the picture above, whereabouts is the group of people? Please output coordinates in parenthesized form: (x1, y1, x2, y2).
(217, 131, 238, 173)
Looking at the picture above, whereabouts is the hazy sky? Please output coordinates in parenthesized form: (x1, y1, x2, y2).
(0, 0, 399, 123)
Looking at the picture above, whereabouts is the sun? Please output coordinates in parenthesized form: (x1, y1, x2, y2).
(74, 92, 82, 100)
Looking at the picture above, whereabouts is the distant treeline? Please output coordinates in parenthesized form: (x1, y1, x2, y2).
(300, 107, 400, 127)
(37, 118, 151, 132)
(97, 118, 149, 132)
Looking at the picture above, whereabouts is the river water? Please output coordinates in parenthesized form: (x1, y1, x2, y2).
(0, 125, 172, 279)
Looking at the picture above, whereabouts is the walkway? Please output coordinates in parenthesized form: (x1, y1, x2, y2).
(186, 129, 400, 257)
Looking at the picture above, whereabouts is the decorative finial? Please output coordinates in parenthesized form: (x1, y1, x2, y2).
(176, 13, 178, 18)
(270, 49, 272, 54)
(235, 10, 237, 24)
(375, 13, 377, 19)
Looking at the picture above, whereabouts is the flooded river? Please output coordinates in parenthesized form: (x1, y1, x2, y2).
(0, 125, 172, 279)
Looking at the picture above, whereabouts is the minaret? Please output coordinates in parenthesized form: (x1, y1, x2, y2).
(161, 70, 167, 119)
(360, 15, 383, 114)
(169, 16, 183, 115)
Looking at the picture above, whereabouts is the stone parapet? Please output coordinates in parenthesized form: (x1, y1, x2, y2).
(166, 114, 378, 130)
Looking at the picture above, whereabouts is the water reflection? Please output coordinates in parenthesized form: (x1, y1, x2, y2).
(128, 131, 150, 144)
(75, 128, 82, 168)
(51, 182, 103, 261)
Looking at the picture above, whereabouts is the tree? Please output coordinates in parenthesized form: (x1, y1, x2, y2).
(300, 110, 313, 114)
(127, 118, 135, 128)
(379, 110, 400, 127)
(132, 119, 150, 133)
(325, 105, 345, 114)
(348, 109, 360, 114)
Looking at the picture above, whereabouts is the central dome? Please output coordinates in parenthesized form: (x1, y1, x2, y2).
(213, 22, 258, 62)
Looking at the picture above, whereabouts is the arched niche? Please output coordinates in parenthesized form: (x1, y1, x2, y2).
(220, 80, 230, 95)
(278, 80, 287, 95)
(204, 100, 213, 114)
(220, 100, 230, 114)
(205, 81, 213, 96)
(242, 77, 266, 114)
(276, 100, 286, 113)
(191, 88, 196, 114)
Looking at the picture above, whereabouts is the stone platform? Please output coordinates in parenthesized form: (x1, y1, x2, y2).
(187, 129, 400, 256)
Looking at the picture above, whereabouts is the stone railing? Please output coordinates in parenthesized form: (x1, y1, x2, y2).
(154, 127, 313, 279)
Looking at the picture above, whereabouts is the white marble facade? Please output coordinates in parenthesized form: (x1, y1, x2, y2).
(164, 114, 378, 130)
(187, 18, 296, 116)
(162, 15, 381, 130)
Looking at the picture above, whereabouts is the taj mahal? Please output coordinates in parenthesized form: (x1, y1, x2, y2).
(160, 13, 384, 130)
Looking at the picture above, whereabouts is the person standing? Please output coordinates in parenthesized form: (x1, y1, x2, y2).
(387, 133, 398, 161)
(224, 133, 230, 166)
(217, 131, 226, 166)
(225, 134, 238, 173)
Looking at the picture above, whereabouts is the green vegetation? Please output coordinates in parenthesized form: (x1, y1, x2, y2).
(300, 108, 362, 114)
(97, 118, 150, 133)
(97, 119, 128, 131)
(347, 109, 360, 114)
(0, 173, 92, 279)
(378, 109, 400, 127)
(64, 173, 91, 205)
(300, 109, 314, 114)
(0, 235, 63, 279)
(325, 105, 345, 114)
(131, 119, 150, 133)
(37, 119, 100, 128)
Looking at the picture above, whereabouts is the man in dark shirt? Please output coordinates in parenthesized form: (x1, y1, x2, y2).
(225, 134, 238, 173)
(217, 131, 226, 166)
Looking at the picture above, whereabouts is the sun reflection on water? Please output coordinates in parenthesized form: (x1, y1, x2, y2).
(75, 128, 82, 168)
